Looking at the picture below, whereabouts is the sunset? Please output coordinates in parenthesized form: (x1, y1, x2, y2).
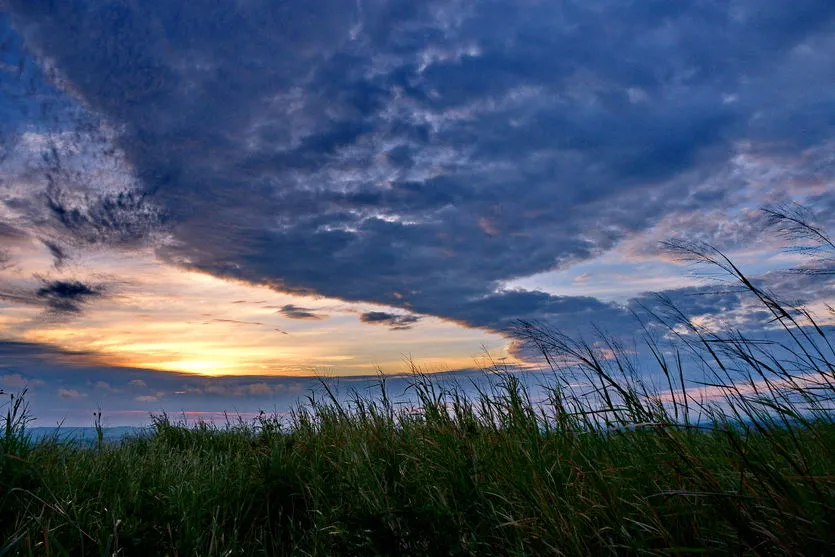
(1, 1, 834, 553)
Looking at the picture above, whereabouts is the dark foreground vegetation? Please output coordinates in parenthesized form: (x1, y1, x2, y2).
(2, 207, 834, 556)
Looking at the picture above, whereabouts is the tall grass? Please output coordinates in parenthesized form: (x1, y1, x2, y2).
(1, 207, 833, 556)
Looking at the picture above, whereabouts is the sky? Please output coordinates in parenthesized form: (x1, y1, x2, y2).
(1, 0, 834, 426)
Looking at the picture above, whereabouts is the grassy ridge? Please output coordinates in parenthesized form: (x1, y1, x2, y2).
(1, 208, 834, 555)
(1, 373, 834, 556)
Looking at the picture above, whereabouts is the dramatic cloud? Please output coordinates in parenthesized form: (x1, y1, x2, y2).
(2, 1, 834, 345)
(278, 304, 326, 321)
(360, 311, 422, 330)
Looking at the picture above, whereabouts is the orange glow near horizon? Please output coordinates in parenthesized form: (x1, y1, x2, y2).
(3, 241, 513, 377)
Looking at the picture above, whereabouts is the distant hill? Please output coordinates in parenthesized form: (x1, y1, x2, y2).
(26, 426, 148, 444)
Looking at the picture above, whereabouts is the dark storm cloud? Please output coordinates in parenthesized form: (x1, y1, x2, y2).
(278, 304, 326, 321)
(5, 1, 835, 337)
(359, 311, 421, 330)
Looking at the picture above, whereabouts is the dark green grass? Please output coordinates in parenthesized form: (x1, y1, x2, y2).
(2, 365, 834, 556)
(2, 208, 834, 555)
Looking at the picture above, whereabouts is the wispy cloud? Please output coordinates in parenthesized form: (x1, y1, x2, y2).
(209, 319, 265, 327)
(278, 304, 327, 321)
(360, 311, 422, 331)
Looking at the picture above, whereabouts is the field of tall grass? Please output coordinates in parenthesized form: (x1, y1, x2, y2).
(1, 206, 834, 556)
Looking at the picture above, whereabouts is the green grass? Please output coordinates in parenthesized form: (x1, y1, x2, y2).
(1, 208, 834, 555)
(2, 363, 834, 556)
